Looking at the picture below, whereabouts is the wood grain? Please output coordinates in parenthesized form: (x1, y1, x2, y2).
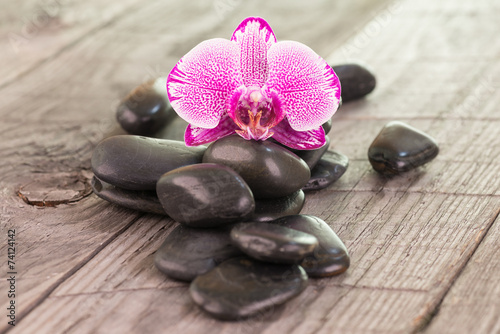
(1, 0, 499, 333)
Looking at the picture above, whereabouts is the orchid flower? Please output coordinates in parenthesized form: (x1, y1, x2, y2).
(167, 17, 340, 150)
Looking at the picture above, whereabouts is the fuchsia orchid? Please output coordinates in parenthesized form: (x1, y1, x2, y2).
(167, 17, 341, 150)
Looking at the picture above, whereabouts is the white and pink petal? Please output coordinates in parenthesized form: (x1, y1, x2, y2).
(167, 38, 242, 129)
(231, 17, 277, 88)
(271, 118, 326, 150)
(266, 41, 341, 131)
(184, 114, 239, 146)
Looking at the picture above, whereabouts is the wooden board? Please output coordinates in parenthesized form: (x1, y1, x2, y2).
(1, 0, 499, 333)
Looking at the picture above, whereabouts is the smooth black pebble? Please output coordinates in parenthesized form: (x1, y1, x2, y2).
(91, 135, 206, 191)
(332, 63, 376, 102)
(91, 176, 165, 214)
(116, 78, 175, 136)
(322, 118, 332, 135)
(156, 163, 255, 227)
(271, 215, 350, 277)
(291, 136, 331, 170)
(203, 135, 310, 199)
(190, 257, 308, 320)
(231, 223, 318, 264)
(368, 121, 439, 175)
(303, 150, 349, 191)
(251, 190, 305, 222)
(155, 225, 242, 281)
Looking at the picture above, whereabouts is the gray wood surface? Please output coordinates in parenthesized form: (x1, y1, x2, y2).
(1, 0, 499, 333)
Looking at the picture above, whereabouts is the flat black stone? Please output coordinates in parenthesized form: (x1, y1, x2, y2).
(91, 135, 206, 191)
(231, 223, 318, 264)
(303, 150, 349, 191)
(332, 63, 376, 102)
(91, 176, 165, 214)
(203, 135, 310, 199)
(250, 190, 305, 222)
(291, 136, 331, 170)
(156, 163, 255, 227)
(271, 215, 350, 277)
(154, 225, 242, 281)
(368, 121, 439, 175)
(190, 257, 308, 320)
(116, 78, 175, 136)
(322, 118, 332, 135)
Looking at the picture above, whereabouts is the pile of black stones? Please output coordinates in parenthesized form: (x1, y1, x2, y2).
(91, 63, 438, 320)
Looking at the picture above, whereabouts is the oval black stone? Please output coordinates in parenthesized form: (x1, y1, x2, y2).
(190, 257, 308, 320)
(203, 135, 310, 199)
(368, 121, 439, 175)
(303, 150, 349, 191)
(116, 78, 175, 136)
(91, 135, 206, 191)
(271, 215, 350, 277)
(156, 163, 255, 227)
(91, 176, 165, 214)
(154, 225, 243, 281)
(292, 136, 331, 170)
(322, 118, 332, 135)
(332, 63, 376, 102)
(251, 190, 305, 222)
(231, 223, 318, 264)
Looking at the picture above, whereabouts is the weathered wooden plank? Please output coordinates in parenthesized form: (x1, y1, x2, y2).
(423, 213, 500, 334)
(10, 192, 500, 333)
(0, 0, 148, 88)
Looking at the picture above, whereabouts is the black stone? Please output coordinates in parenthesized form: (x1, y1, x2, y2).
(156, 163, 255, 227)
(251, 190, 305, 222)
(203, 135, 310, 199)
(292, 136, 331, 170)
(91, 176, 165, 214)
(231, 223, 318, 264)
(368, 121, 439, 175)
(155, 225, 242, 281)
(322, 118, 332, 135)
(157, 115, 189, 141)
(303, 150, 349, 191)
(190, 257, 308, 320)
(116, 78, 175, 136)
(332, 63, 376, 102)
(271, 215, 350, 277)
(91, 135, 206, 191)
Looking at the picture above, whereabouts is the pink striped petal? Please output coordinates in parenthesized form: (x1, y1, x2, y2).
(267, 41, 341, 131)
(272, 118, 326, 150)
(184, 114, 238, 146)
(231, 17, 277, 87)
(167, 38, 242, 129)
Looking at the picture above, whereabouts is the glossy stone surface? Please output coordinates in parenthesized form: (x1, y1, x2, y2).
(231, 223, 318, 264)
(303, 150, 349, 191)
(203, 135, 310, 199)
(322, 118, 332, 135)
(271, 215, 350, 277)
(292, 136, 331, 170)
(155, 225, 242, 281)
(251, 190, 305, 222)
(332, 63, 376, 102)
(91, 176, 165, 214)
(156, 163, 255, 227)
(91, 135, 206, 191)
(116, 78, 175, 136)
(368, 121, 439, 175)
(190, 257, 308, 320)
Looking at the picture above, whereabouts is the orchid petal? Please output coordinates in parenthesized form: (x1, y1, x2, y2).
(272, 118, 326, 150)
(267, 41, 341, 131)
(231, 17, 277, 87)
(167, 38, 241, 129)
(184, 114, 239, 146)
